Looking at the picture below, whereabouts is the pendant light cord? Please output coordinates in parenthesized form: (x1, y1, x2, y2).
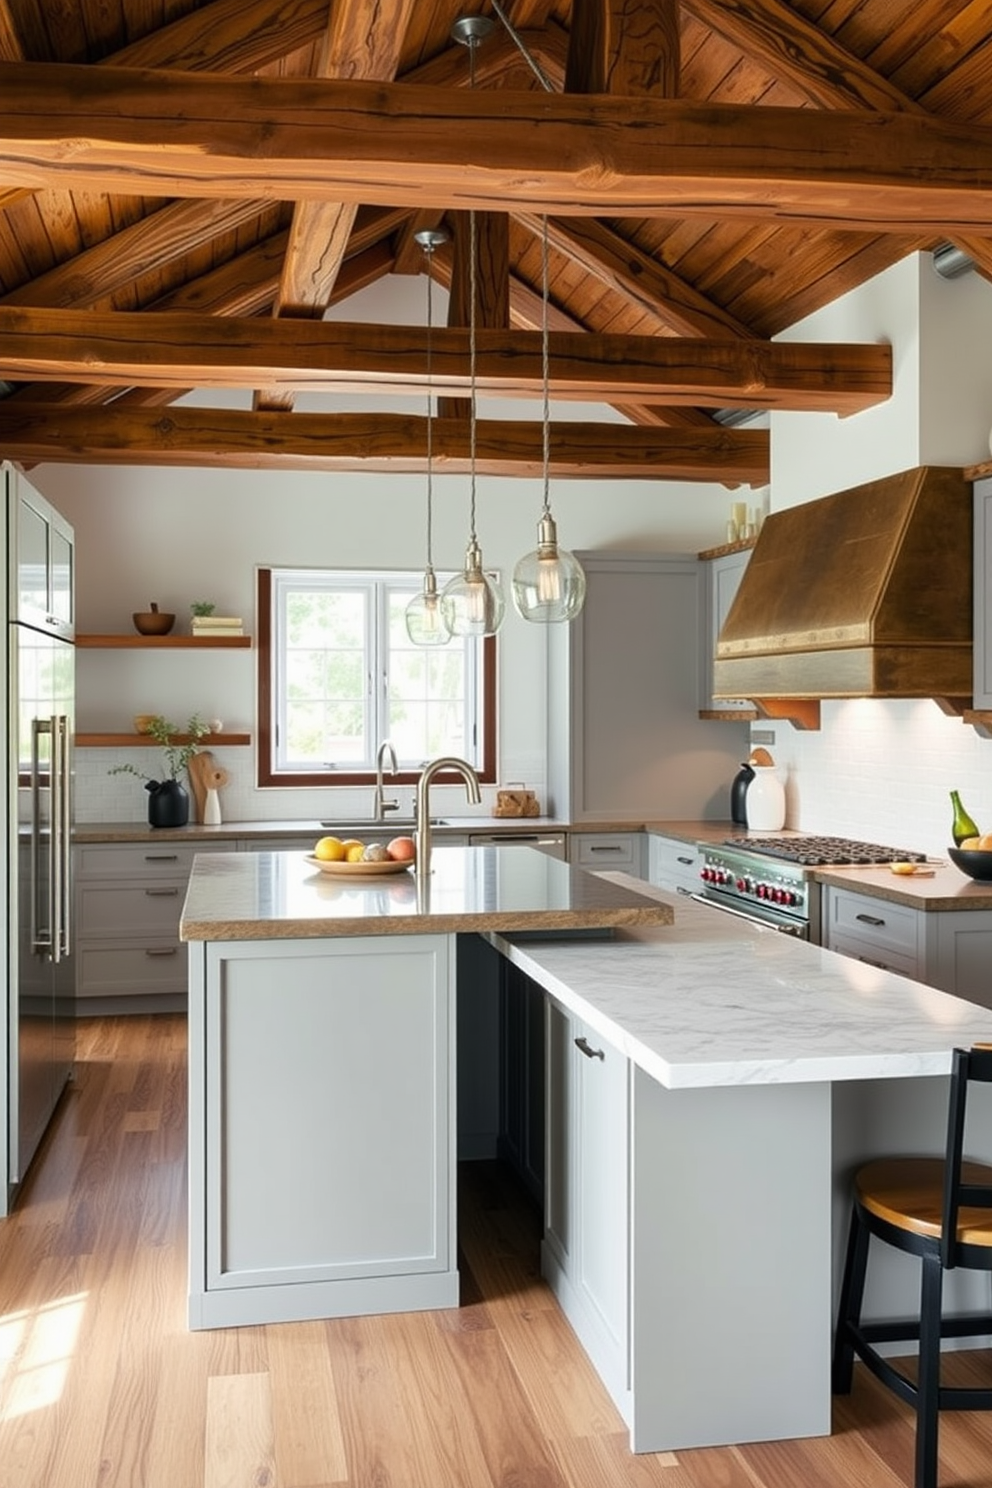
(541, 214, 551, 520)
(468, 203, 479, 547)
(424, 241, 436, 572)
(488, 0, 555, 92)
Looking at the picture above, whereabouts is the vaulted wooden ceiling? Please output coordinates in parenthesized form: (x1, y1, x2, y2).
(1, 0, 991, 486)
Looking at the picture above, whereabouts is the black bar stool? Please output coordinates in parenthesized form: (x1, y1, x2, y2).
(833, 1045, 992, 1488)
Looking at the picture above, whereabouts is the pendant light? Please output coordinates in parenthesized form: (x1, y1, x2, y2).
(405, 228, 452, 647)
(511, 215, 586, 623)
(441, 15, 504, 638)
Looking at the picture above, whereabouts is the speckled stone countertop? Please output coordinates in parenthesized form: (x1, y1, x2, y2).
(179, 844, 674, 941)
(73, 816, 566, 844)
(491, 875, 992, 1090)
(811, 860, 992, 910)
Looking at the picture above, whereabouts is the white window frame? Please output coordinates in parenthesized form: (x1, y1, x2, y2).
(268, 567, 486, 777)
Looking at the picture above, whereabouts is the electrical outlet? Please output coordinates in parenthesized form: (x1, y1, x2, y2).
(750, 728, 776, 746)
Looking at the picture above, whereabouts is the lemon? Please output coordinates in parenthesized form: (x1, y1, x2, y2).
(343, 839, 365, 863)
(890, 862, 918, 875)
(313, 835, 345, 862)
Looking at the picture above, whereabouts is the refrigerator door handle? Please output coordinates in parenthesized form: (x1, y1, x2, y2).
(52, 713, 70, 962)
(31, 716, 53, 957)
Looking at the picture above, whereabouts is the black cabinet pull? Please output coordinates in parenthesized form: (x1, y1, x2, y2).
(855, 912, 885, 927)
(575, 1035, 605, 1061)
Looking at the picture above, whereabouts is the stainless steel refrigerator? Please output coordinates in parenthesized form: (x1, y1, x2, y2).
(3, 465, 74, 1214)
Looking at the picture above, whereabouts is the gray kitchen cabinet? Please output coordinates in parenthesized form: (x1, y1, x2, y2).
(546, 552, 749, 824)
(648, 832, 703, 896)
(569, 831, 644, 876)
(74, 841, 232, 1012)
(974, 477, 992, 710)
(824, 884, 992, 1010)
(699, 546, 758, 716)
(543, 994, 630, 1418)
(188, 932, 456, 1328)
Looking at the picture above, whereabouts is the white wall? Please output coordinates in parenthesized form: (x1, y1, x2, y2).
(32, 274, 750, 822)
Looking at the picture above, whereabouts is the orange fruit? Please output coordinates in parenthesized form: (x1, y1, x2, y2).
(386, 836, 416, 862)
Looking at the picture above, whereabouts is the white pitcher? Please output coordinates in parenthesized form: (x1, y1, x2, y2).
(745, 766, 786, 831)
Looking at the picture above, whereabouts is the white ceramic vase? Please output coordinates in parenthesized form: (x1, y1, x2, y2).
(745, 766, 786, 831)
(203, 787, 222, 826)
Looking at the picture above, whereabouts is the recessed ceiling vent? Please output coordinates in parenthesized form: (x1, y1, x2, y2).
(712, 466, 973, 705)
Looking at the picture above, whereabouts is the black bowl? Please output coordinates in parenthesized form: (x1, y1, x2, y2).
(948, 847, 992, 881)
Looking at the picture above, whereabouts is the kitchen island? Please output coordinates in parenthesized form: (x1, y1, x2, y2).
(180, 845, 671, 1332)
(180, 847, 992, 1456)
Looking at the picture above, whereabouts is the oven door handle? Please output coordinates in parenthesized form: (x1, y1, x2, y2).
(689, 891, 806, 937)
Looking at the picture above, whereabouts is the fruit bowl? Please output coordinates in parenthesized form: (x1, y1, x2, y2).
(948, 847, 992, 881)
(305, 855, 412, 877)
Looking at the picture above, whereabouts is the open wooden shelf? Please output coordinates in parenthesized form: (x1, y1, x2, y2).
(76, 634, 250, 648)
(76, 732, 250, 748)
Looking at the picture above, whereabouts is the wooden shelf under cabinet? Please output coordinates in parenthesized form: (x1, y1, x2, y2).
(76, 634, 251, 648)
(75, 732, 250, 748)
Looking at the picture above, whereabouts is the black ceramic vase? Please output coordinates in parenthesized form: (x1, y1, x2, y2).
(730, 762, 755, 826)
(146, 778, 189, 828)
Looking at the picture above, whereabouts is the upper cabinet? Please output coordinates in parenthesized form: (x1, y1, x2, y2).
(546, 551, 749, 823)
(974, 477, 992, 712)
(698, 542, 758, 719)
(6, 465, 74, 637)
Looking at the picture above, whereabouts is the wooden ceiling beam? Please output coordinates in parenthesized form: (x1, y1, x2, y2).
(4, 67, 992, 232)
(0, 404, 769, 482)
(515, 212, 757, 340)
(256, 0, 419, 413)
(0, 306, 891, 411)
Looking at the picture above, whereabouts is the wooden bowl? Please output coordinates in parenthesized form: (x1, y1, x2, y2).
(948, 847, 992, 881)
(133, 610, 175, 636)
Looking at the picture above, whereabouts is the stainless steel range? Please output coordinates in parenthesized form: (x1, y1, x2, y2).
(693, 835, 928, 940)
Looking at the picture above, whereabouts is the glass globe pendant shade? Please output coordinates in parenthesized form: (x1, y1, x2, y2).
(512, 512, 587, 623)
(405, 566, 451, 646)
(441, 537, 504, 637)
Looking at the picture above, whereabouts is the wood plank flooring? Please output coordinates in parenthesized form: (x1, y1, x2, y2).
(0, 1013, 990, 1488)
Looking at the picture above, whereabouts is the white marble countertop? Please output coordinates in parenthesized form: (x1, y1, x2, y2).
(179, 844, 673, 940)
(491, 874, 992, 1091)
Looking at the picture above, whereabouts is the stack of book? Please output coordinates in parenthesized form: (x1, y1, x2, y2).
(191, 615, 244, 637)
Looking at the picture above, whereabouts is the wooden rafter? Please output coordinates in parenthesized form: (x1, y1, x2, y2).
(2, 67, 992, 231)
(0, 308, 891, 412)
(0, 404, 769, 482)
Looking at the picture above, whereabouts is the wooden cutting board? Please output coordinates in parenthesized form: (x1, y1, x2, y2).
(188, 750, 230, 823)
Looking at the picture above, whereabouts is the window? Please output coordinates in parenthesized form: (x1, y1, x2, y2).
(256, 567, 496, 787)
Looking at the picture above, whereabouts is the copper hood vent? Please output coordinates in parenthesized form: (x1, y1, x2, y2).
(712, 465, 973, 709)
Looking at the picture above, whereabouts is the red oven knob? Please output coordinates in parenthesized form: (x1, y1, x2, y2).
(736, 877, 746, 891)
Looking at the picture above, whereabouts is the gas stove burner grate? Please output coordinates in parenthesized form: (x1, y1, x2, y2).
(723, 835, 928, 867)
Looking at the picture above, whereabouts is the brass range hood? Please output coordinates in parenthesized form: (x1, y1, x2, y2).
(712, 466, 973, 723)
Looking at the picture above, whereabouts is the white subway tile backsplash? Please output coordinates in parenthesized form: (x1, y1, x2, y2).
(755, 699, 991, 856)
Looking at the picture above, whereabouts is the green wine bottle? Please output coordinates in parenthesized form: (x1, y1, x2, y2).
(950, 789, 980, 845)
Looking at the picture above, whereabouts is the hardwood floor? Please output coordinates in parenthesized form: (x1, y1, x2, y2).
(1, 1014, 990, 1488)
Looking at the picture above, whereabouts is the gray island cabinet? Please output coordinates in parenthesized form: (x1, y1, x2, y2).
(181, 849, 992, 1457)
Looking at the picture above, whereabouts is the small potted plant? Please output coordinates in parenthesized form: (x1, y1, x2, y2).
(110, 713, 209, 827)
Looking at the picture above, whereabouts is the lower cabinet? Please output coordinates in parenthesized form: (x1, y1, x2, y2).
(74, 841, 232, 1012)
(543, 995, 631, 1417)
(187, 932, 457, 1328)
(569, 831, 645, 877)
(647, 832, 703, 896)
(824, 885, 992, 1010)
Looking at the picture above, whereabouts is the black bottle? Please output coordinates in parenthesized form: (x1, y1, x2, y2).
(730, 762, 755, 826)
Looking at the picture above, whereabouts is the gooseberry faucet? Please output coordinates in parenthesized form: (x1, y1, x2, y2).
(415, 756, 480, 878)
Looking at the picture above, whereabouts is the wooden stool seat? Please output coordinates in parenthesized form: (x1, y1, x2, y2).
(856, 1157, 992, 1247)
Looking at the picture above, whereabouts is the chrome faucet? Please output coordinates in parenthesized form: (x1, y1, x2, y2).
(415, 756, 480, 878)
(373, 739, 399, 822)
